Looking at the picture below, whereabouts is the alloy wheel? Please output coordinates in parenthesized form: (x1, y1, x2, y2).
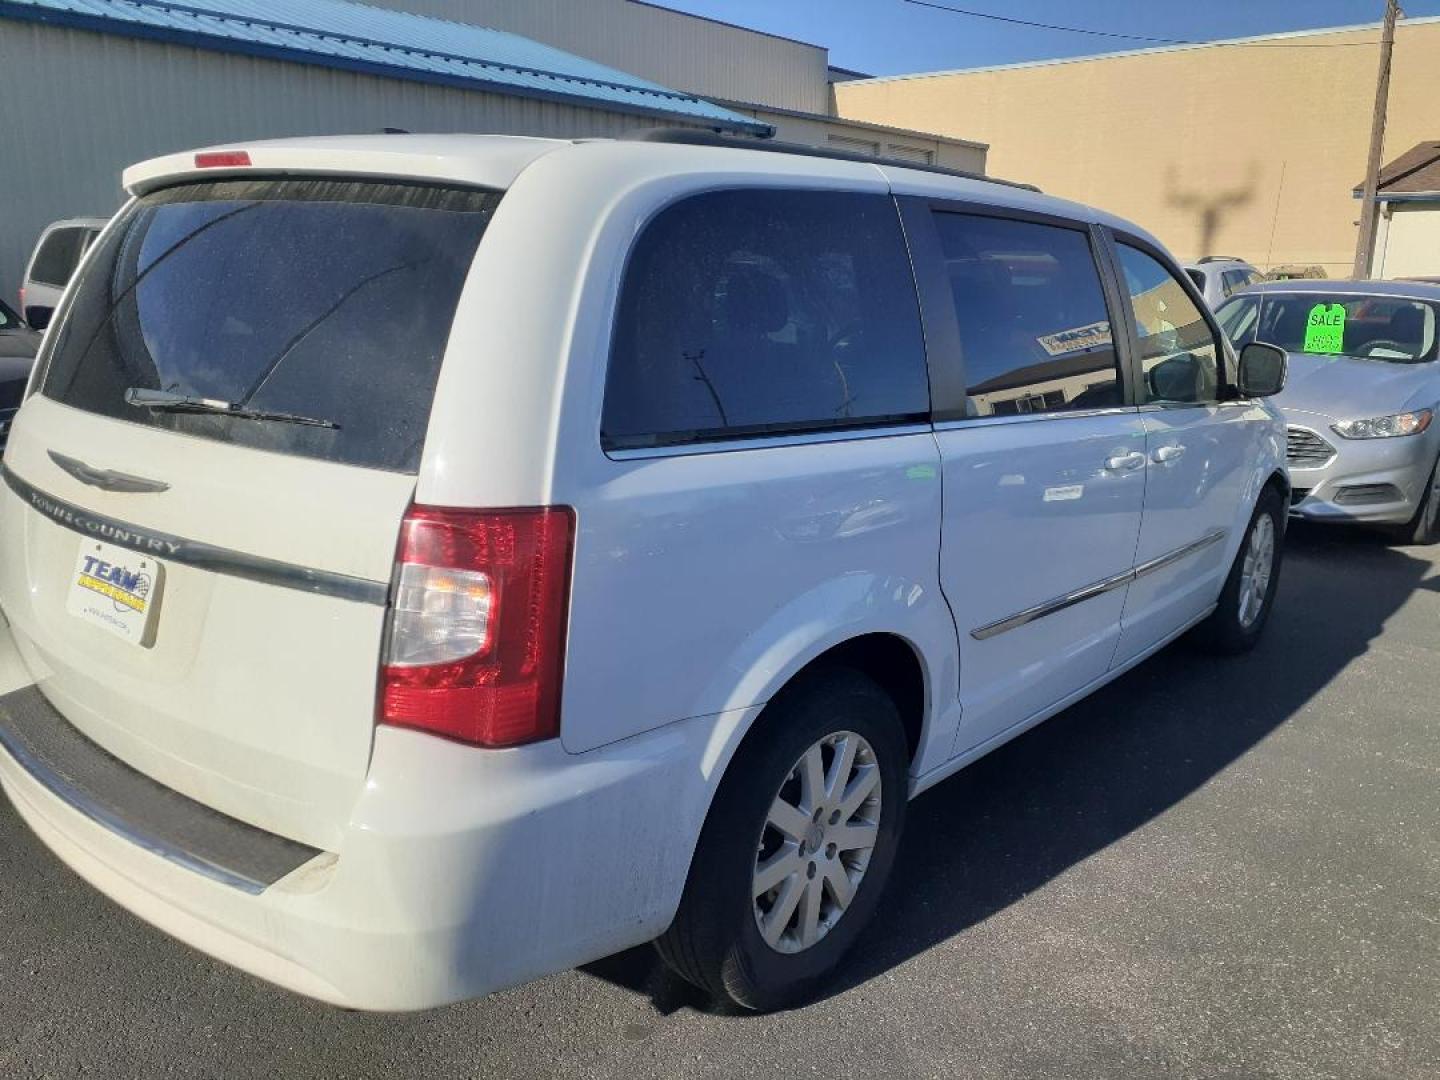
(752, 731, 882, 954)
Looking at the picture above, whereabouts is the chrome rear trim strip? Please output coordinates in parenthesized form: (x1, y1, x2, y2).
(970, 528, 1227, 641)
(1, 463, 387, 606)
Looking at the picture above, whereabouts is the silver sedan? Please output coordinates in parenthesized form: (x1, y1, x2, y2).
(1216, 280, 1440, 543)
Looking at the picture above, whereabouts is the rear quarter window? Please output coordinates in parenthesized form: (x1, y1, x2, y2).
(38, 179, 500, 472)
(601, 188, 930, 449)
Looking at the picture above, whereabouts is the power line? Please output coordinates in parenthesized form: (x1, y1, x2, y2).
(901, 0, 1385, 48)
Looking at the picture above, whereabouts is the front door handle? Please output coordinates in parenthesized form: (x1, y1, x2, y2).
(1152, 444, 1187, 464)
(1104, 451, 1147, 472)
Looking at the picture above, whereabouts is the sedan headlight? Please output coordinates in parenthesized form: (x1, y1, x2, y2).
(1332, 409, 1433, 439)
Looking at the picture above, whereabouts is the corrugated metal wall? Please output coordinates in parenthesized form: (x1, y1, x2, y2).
(0, 21, 702, 303)
(365, 0, 833, 114)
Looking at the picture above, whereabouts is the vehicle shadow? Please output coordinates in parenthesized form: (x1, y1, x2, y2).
(580, 521, 1434, 1015)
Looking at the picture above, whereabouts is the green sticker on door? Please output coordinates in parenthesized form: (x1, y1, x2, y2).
(1304, 303, 1346, 354)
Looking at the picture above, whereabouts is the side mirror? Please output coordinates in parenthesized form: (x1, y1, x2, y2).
(24, 306, 52, 331)
(1237, 341, 1287, 397)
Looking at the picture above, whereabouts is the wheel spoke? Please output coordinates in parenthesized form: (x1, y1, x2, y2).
(767, 796, 811, 843)
(753, 847, 802, 897)
(822, 860, 856, 910)
(799, 744, 826, 812)
(761, 874, 804, 947)
(837, 766, 880, 819)
(796, 876, 823, 948)
(825, 734, 858, 802)
(830, 820, 879, 854)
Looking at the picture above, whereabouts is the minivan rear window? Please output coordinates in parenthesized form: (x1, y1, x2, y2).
(39, 178, 500, 473)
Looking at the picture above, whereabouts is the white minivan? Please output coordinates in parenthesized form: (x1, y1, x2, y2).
(0, 134, 1289, 1012)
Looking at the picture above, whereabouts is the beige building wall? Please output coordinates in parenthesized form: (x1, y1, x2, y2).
(835, 18, 1440, 276)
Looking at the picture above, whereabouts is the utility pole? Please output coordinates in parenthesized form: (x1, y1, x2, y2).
(1353, 0, 1402, 279)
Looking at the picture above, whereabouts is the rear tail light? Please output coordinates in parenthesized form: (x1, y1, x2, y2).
(379, 505, 575, 748)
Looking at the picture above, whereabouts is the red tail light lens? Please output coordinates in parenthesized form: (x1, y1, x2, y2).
(379, 505, 575, 748)
(194, 151, 252, 169)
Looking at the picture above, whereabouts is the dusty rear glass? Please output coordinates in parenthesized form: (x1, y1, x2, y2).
(39, 178, 500, 472)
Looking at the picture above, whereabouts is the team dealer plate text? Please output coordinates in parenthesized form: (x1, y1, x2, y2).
(66, 540, 165, 647)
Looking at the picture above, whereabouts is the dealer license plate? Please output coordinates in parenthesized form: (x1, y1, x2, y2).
(66, 540, 165, 647)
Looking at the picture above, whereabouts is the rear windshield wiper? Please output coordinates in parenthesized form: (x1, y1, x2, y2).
(124, 387, 340, 429)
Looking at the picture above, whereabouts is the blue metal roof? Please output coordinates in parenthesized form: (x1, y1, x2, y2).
(0, 0, 772, 134)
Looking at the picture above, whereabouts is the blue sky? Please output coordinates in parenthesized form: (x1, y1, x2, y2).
(659, 1, 1440, 75)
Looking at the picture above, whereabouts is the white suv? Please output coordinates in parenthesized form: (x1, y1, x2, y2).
(0, 134, 1289, 1012)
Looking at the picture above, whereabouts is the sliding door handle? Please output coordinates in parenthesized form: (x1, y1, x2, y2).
(1152, 444, 1187, 464)
(1104, 451, 1147, 472)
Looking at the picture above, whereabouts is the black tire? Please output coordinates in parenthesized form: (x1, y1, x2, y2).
(654, 667, 908, 1011)
(1192, 485, 1284, 655)
(1388, 453, 1440, 546)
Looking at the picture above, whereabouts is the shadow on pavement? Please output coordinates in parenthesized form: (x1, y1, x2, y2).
(581, 521, 1436, 1014)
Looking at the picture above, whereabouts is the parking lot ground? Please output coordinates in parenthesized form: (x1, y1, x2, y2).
(2, 521, 1438, 1080)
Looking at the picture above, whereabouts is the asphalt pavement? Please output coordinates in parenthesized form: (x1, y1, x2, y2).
(2, 521, 1437, 1079)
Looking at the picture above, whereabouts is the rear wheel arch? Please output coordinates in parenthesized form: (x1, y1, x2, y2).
(758, 633, 927, 766)
(658, 650, 916, 1008)
(673, 632, 928, 915)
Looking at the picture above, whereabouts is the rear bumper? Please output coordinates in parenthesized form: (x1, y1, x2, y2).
(0, 621, 728, 1010)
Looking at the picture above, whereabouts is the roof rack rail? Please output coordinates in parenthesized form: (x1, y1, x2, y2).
(1196, 255, 1246, 264)
(623, 128, 1040, 193)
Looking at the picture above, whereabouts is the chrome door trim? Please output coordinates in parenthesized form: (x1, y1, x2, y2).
(970, 528, 1227, 641)
(970, 567, 1134, 641)
(48, 450, 170, 493)
(1, 463, 388, 606)
(1131, 528, 1226, 579)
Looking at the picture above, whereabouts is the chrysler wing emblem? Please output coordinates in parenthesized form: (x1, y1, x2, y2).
(48, 450, 170, 494)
